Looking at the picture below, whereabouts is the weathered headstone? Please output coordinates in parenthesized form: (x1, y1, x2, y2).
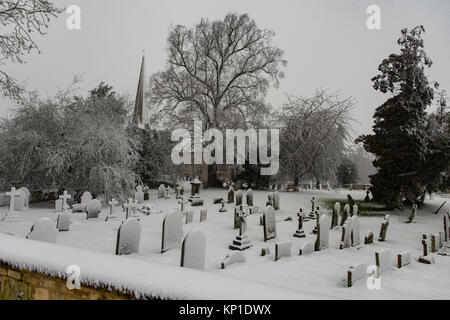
(56, 211, 71, 231)
(86, 199, 102, 219)
(185, 210, 194, 224)
(275, 241, 292, 261)
(317, 214, 331, 250)
(221, 252, 246, 269)
(106, 198, 121, 221)
(378, 215, 390, 242)
(273, 191, 280, 210)
(347, 263, 367, 288)
(375, 249, 392, 275)
(293, 208, 305, 238)
(135, 185, 144, 204)
(266, 193, 274, 207)
(331, 202, 340, 228)
(200, 208, 207, 222)
(351, 215, 361, 246)
(419, 234, 435, 264)
(365, 230, 374, 245)
(161, 210, 183, 253)
(13, 189, 26, 212)
(397, 251, 411, 268)
(55, 199, 63, 213)
(263, 206, 277, 242)
(299, 241, 314, 255)
(339, 219, 353, 249)
(235, 190, 244, 206)
(340, 204, 350, 226)
(246, 189, 253, 207)
(227, 187, 235, 204)
(180, 229, 206, 271)
(115, 218, 141, 255)
(189, 178, 202, 202)
(352, 204, 358, 217)
(27, 218, 58, 243)
(158, 184, 166, 199)
(18, 187, 30, 208)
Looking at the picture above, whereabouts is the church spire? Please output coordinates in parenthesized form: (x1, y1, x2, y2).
(133, 50, 147, 128)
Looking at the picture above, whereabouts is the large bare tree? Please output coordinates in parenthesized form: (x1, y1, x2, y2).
(278, 90, 354, 186)
(151, 12, 286, 131)
(0, 0, 62, 100)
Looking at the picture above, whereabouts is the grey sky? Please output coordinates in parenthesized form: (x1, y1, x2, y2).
(1, 0, 449, 138)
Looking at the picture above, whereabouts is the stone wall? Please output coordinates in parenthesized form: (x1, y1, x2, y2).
(0, 264, 135, 300)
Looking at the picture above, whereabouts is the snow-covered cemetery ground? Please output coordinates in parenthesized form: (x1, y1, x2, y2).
(1, 186, 449, 300)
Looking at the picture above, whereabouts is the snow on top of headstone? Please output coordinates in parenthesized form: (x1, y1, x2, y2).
(27, 218, 58, 243)
(0, 234, 313, 299)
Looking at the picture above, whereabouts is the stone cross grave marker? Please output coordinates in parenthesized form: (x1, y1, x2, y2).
(293, 208, 305, 238)
(4, 187, 21, 222)
(124, 198, 134, 219)
(106, 198, 121, 221)
(59, 190, 71, 211)
(229, 206, 252, 251)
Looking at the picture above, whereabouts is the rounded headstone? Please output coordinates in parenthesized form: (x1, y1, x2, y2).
(86, 199, 102, 218)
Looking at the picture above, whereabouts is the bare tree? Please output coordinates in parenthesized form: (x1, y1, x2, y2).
(0, 0, 62, 100)
(278, 89, 354, 185)
(151, 12, 286, 131)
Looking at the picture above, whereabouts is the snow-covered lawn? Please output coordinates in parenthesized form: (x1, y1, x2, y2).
(1, 188, 449, 299)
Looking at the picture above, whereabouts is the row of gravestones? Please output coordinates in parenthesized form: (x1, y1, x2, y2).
(346, 249, 411, 287)
(418, 212, 450, 264)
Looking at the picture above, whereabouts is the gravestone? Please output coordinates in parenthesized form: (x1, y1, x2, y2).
(299, 241, 314, 255)
(347, 263, 367, 288)
(189, 178, 202, 202)
(86, 199, 102, 219)
(115, 218, 141, 255)
(219, 200, 227, 213)
(273, 192, 280, 210)
(351, 215, 361, 246)
(123, 198, 134, 219)
(235, 190, 244, 206)
(161, 210, 183, 253)
(317, 214, 331, 250)
(227, 187, 235, 204)
(261, 247, 270, 256)
(106, 198, 121, 221)
(56, 211, 71, 231)
(27, 218, 58, 243)
(178, 196, 188, 212)
(310, 197, 315, 214)
(135, 185, 144, 204)
(246, 189, 253, 207)
(55, 199, 63, 213)
(331, 202, 340, 228)
(378, 215, 390, 242)
(339, 219, 353, 249)
(180, 229, 207, 271)
(229, 213, 252, 251)
(59, 191, 71, 212)
(13, 189, 26, 212)
(3, 187, 21, 222)
(266, 193, 274, 207)
(191, 198, 204, 206)
(293, 208, 305, 238)
(185, 210, 194, 224)
(275, 241, 292, 261)
(18, 187, 30, 208)
(158, 184, 166, 199)
(263, 206, 277, 242)
(340, 204, 350, 226)
(397, 251, 411, 268)
(200, 209, 207, 222)
(375, 249, 392, 275)
(221, 252, 246, 269)
(143, 186, 150, 201)
(234, 205, 248, 229)
(81, 191, 92, 205)
(130, 199, 141, 220)
(365, 231, 374, 245)
(444, 214, 449, 241)
(431, 234, 441, 253)
(419, 234, 435, 264)
(352, 204, 358, 217)
(72, 191, 92, 212)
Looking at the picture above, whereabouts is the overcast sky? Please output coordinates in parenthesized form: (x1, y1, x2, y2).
(1, 0, 449, 138)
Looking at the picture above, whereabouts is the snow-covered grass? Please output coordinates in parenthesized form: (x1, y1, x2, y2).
(0, 188, 449, 300)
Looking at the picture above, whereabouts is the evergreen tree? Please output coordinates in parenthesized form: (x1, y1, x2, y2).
(356, 26, 436, 209)
(336, 157, 359, 186)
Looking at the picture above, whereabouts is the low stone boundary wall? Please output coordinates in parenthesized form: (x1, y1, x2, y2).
(0, 264, 133, 300)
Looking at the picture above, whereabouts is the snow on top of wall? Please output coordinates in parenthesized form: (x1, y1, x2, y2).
(0, 234, 318, 300)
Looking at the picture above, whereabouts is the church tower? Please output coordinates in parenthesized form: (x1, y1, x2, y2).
(133, 52, 147, 128)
